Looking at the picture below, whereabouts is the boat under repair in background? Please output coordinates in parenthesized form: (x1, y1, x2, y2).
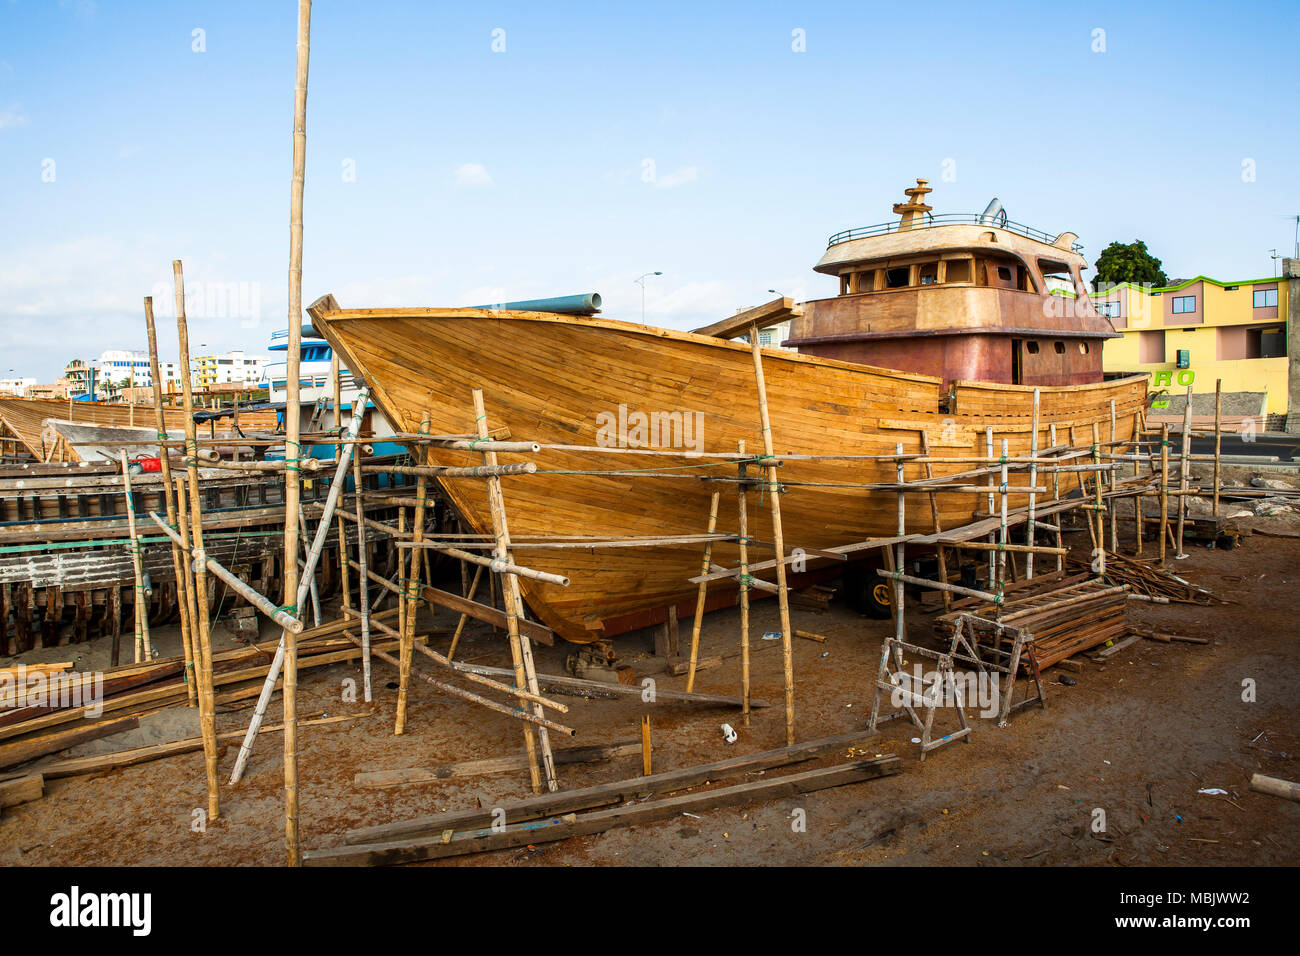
(309, 180, 1148, 645)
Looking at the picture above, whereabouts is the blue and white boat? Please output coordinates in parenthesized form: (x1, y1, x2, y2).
(263, 325, 404, 460)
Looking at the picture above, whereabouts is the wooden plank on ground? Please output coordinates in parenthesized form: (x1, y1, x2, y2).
(0, 715, 139, 771)
(0, 772, 43, 808)
(353, 739, 641, 789)
(345, 727, 880, 846)
(306, 756, 899, 866)
(34, 713, 361, 780)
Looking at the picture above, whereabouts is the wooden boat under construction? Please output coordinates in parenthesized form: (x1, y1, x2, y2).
(309, 180, 1148, 645)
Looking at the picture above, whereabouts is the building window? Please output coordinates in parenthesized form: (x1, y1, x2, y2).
(1095, 301, 1121, 318)
(1171, 295, 1196, 314)
(1248, 325, 1286, 358)
(1253, 288, 1278, 309)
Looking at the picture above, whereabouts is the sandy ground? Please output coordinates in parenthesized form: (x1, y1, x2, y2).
(1, 517, 1298, 867)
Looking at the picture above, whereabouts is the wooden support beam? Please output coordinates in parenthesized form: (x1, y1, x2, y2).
(341, 728, 889, 847)
(306, 756, 898, 866)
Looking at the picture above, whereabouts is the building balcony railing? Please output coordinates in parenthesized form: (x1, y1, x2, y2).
(827, 213, 1084, 253)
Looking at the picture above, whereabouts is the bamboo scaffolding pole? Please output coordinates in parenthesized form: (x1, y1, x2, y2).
(736, 440, 751, 726)
(1049, 423, 1064, 572)
(404, 533, 733, 551)
(1132, 411, 1144, 554)
(1159, 423, 1170, 565)
(684, 490, 721, 693)
(331, 350, 342, 462)
(358, 462, 535, 479)
(1025, 389, 1039, 580)
(172, 261, 220, 821)
(985, 427, 995, 589)
(396, 543, 569, 586)
(998, 439, 1010, 590)
(172, 474, 204, 707)
(1213, 379, 1222, 518)
(147, 511, 305, 633)
(200, 458, 322, 473)
(350, 449, 373, 702)
(226, 389, 370, 786)
(1091, 422, 1105, 578)
(876, 568, 1003, 605)
(337, 506, 350, 625)
(749, 329, 796, 746)
(395, 412, 432, 736)
(947, 540, 1067, 555)
(118, 452, 153, 663)
(143, 296, 196, 706)
(336, 608, 568, 714)
(1176, 385, 1192, 559)
(472, 387, 555, 792)
(339, 630, 575, 736)
(313, 502, 408, 539)
(446, 565, 483, 661)
(918, 430, 952, 610)
(894, 442, 908, 647)
(279, 0, 313, 868)
(1109, 400, 1119, 552)
(410, 639, 567, 714)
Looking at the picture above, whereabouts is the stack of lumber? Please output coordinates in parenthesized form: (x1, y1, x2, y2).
(789, 584, 836, 613)
(936, 572, 1130, 669)
(1069, 553, 1226, 605)
(0, 609, 404, 770)
(305, 730, 900, 866)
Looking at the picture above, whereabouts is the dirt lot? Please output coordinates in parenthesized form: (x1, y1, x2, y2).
(2, 518, 1298, 867)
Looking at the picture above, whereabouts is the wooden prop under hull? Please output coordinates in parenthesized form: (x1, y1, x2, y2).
(309, 298, 1146, 644)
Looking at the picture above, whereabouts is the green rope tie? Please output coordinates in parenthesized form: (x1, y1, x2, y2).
(274, 603, 297, 616)
(283, 439, 301, 474)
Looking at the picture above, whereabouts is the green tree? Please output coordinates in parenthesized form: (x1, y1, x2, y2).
(1091, 240, 1169, 290)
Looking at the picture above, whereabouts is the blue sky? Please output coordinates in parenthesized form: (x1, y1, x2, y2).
(2, 0, 1298, 380)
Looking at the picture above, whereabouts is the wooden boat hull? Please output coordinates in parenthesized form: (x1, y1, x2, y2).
(310, 299, 1147, 644)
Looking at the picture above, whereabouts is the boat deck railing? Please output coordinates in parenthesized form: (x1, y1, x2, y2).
(827, 214, 1084, 252)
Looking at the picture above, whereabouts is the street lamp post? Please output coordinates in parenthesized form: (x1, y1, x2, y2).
(634, 271, 663, 324)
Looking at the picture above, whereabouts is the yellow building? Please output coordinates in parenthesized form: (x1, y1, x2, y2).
(1098, 275, 1289, 417)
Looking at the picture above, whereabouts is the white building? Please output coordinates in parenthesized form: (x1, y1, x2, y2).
(0, 377, 37, 397)
(195, 350, 268, 389)
(94, 350, 181, 391)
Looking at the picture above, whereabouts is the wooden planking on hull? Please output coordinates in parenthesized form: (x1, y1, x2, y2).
(309, 299, 1146, 644)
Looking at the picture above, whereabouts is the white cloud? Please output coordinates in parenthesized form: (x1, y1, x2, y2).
(0, 105, 28, 131)
(655, 165, 699, 189)
(454, 163, 493, 187)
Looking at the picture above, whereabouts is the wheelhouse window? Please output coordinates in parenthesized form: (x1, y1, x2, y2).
(944, 258, 971, 283)
(885, 267, 910, 288)
(1253, 288, 1278, 308)
(1171, 295, 1196, 314)
(918, 262, 939, 285)
(856, 270, 876, 293)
